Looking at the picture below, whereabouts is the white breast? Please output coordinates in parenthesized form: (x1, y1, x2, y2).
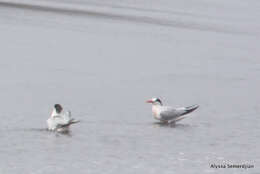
(152, 105, 162, 120)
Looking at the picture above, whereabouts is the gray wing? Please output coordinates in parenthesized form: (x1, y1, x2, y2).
(160, 105, 199, 121)
(53, 111, 79, 128)
(56, 119, 80, 128)
(160, 107, 185, 121)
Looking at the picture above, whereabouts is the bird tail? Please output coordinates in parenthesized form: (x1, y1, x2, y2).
(69, 119, 80, 125)
(58, 119, 80, 128)
(181, 105, 199, 116)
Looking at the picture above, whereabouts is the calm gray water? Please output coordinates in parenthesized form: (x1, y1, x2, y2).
(0, 0, 259, 173)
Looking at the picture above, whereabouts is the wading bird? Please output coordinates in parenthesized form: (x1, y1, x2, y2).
(146, 98, 199, 124)
(47, 104, 79, 133)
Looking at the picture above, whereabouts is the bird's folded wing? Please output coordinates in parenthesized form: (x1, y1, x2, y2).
(56, 119, 80, 128)
(160, 107, 186, 121)
(53, 115, 70, 125)
(54, 111, 79, 128)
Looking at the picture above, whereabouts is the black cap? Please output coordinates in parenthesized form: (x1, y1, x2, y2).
(54, 104, 63, 113)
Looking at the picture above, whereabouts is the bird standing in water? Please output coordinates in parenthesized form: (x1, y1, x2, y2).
(47, 104, 79, 133)
(146, 98, 199, 124)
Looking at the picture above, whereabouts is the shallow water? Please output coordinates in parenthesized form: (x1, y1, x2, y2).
(0, 0, 259, 173)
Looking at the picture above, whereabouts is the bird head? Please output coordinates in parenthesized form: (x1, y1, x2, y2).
(146, 98, 163, 105)
(54, 104, 63, 114)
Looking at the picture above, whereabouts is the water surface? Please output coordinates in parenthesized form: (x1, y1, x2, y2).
(0, 0, 259, 173)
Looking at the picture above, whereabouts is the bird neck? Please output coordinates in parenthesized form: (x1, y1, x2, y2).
(152, 104, 162, 112)
(51, 109, 62, 117)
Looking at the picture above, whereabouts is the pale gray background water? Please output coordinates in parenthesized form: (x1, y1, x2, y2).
(0, 0, 259, 173)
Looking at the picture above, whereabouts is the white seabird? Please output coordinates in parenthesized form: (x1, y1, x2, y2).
(47, 104, 79, 132)
(146, 98, 199, 123)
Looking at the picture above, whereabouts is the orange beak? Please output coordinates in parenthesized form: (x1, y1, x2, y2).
(146, 99, 153, 103)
